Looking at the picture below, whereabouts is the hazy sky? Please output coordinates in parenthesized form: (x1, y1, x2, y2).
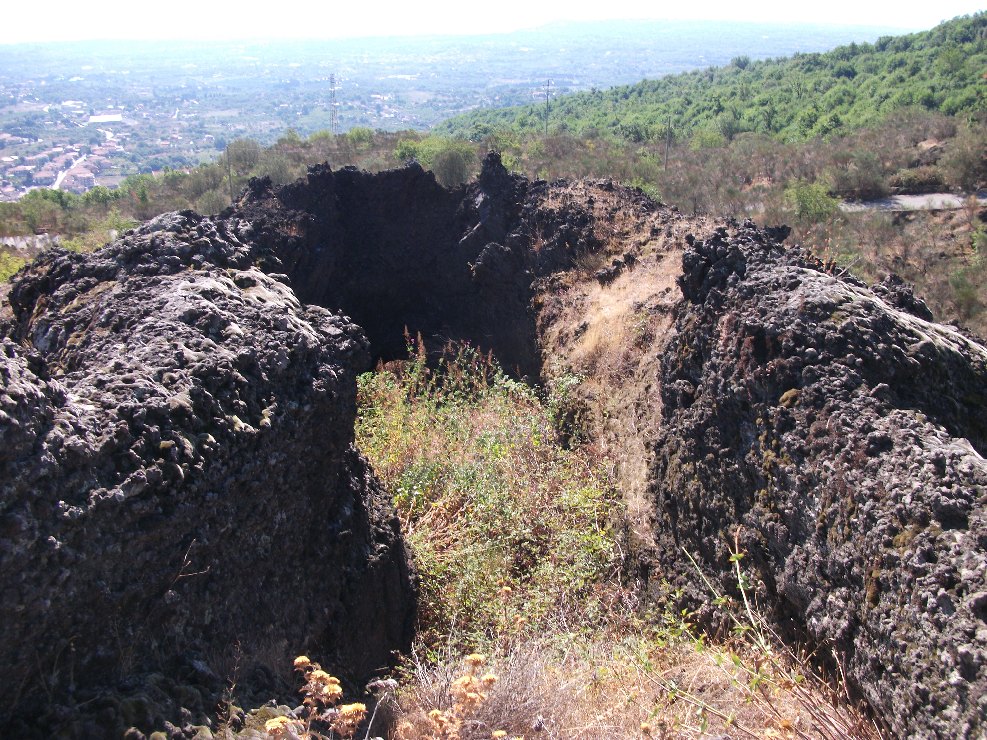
(1, 0, 984, 43)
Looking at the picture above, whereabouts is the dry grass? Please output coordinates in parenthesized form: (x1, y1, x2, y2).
(531, 183, 704, 555)
(791, 205, 987, 335)
(354, 339, 883, 740)
(390, 629, 883, 740)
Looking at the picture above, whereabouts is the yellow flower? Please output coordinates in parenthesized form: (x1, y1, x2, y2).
(322, 682, 343, 702)
(492, 732, 508, 739)
(293, 655, 311, 669)
(428, 709, 451, 729)
(308, 669, 335, 684)
(332, 703, 368, 738)
(452, 674, 477, 690)
(640, 722, 652, 735)
(337, 702, 367, 718)
(480, 672, 499, 686)
(464, 653, 486, 667)
(264, 716, 298, 736)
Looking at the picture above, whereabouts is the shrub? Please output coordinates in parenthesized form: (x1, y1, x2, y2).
(784, 181, 840, 223)
(345, 126, 375, 148)
(690, 128, 726, 150)
(195, 188, 232, 216)
(942, 121, 987, 190)
(889, 166, 948, 194)
(431, 148, 470, 187)
(950, 266, 982, 320)
(392, 137, 477, 186)
(0, 251, 26, 282)
(826, 151, 888, 200)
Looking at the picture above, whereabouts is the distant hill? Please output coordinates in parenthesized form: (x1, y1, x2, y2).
(437, 13, 987, 143)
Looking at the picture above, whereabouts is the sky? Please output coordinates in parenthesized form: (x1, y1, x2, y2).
(0, 0, 984, 44)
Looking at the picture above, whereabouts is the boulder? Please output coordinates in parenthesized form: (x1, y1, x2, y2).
(0, 211, 416, 736)
(652, 220, 987, 738)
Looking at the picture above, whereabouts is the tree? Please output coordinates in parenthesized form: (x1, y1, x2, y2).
(226, 138, 262, 176)
(431, 148, 470, 187)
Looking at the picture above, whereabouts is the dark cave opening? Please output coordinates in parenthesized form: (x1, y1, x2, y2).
(241, 158, 543, 380)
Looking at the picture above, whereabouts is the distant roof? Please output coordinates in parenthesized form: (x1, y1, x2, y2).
(87, 114, 123, 123)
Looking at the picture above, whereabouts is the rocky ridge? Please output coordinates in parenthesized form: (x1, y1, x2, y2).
(653, 222, 987, 738)
(0, 211, 415, 736)
(1, 155, 985, 737)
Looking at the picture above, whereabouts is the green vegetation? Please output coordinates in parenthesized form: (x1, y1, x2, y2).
(395, 136, 477, 187)
(0, 178, 158, 237)
(3, 108, 984, 333)
(2, 18, 984, 332)
(438, 13, 987, 144)
(0, 251, 26, 282)
(347, 339, 882, 738)
(785, 181, 840, 224)
(355, 339, 623, 650)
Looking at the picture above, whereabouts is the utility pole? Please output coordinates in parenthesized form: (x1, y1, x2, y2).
(544, 79, 552, 136)
(225, 143, 235, 206)
(330, 74, 339, 135)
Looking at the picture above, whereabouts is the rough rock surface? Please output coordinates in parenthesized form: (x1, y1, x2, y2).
(3, 155, 987, 738)
(651, 220, 987, 738)
(0, 211, 415, 736)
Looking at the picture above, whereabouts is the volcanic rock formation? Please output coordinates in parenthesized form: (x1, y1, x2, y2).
(654, 223, 987, 738)
(0, 212, 415, 737)
(1, 154, 985, 738)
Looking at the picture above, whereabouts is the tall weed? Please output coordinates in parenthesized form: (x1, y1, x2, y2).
(356, 338, 625, 651)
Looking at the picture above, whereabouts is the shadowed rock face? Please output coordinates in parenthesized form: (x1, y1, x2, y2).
(2, 157, 986, 738)
(652, 222, 987, 738)
(0, 211, 415, 736)
(234, 158, 541, 379)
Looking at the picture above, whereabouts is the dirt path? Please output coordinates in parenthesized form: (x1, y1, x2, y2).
(841, 190, 987, 212)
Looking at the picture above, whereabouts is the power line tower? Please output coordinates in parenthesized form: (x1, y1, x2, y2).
(544, 79, 553, 136)
(330, 74, 339, 135)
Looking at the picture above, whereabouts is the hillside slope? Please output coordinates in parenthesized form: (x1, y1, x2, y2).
(438, 13, 987, 143)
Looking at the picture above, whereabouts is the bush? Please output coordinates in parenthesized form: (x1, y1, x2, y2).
(345, 126, 375, 148)
(690, 128, 727, 150)
(889, 166, 948, 194)
(392, 136, 477, 186)
(431, 148, 470, 187)
(784, 181, 840, 223)
(826, 151, 888, 200)
(0, 251, 26, 282)
(195, 188, 231, 216)
(942, 121, 987, 190)
(950, 266, 982, 320)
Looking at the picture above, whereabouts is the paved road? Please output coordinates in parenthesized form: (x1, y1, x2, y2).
(52, 154, 88, 191)
(841, 191, 987, 213)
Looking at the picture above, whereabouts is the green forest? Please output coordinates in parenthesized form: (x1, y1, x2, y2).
(438, 13, 987, 145)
